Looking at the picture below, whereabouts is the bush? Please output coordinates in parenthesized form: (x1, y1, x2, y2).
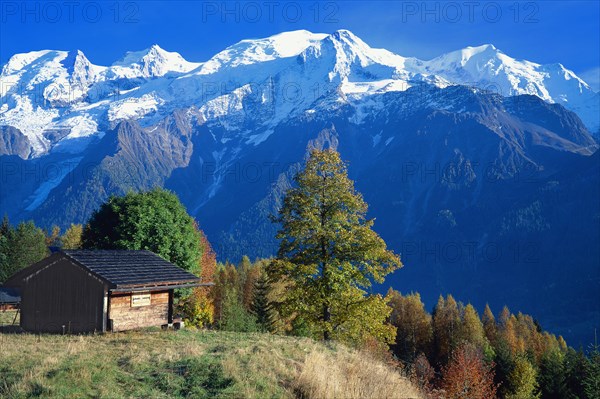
(180, 287, 214, 328)
(220, 290, 258, 333)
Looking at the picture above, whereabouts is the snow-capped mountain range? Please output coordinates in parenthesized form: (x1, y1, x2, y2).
(1, 29, 598, 158)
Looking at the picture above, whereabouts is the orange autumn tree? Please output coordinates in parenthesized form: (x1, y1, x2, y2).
(482, 304, 497, 346)
(181, 225, 217, 328)
(387, 289, 433, 363)
(441, 343, 498, 399)
(433, 295, 462, 364)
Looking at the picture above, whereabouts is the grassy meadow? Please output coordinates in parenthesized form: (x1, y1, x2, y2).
(0, 310, 422, 399)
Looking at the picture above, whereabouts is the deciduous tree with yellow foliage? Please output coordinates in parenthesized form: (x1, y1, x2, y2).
(269, 149, 401, 346)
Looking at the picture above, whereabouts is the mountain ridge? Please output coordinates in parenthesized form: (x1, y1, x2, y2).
(1, 29, 598, 159)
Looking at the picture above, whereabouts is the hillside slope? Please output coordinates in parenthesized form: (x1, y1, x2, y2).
(0, 325, 422, 399)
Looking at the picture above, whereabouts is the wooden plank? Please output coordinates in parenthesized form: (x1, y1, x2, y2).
(110, 302, 169, 331)
(110, 294, 131, 304)
(107, 290, 171, 331)
(152, 292, 169, 305)
(110, 295, 132, 309)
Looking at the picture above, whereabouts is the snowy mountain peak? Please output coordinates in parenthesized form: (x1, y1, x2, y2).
(327, 29, 373, 57)
(148, 43, 165, 52)
(468, 43, 497, 52)
(198, 30, 328, 74)
(59, 49, 101, 88)
(112, 45, 200, 77)
(143, 44, 178, 62)
(240, 29, 329, 57)
(428, 43, 504, 69)
(2, 50, 61, 75)
(331, 29, 363, 43)
(61, 49, 90, 70)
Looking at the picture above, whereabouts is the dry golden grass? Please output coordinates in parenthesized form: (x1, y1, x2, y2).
(295, 349, 424, 399)
(0, 309, 19, 325)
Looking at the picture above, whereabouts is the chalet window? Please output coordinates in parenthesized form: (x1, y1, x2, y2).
(131, 292, 151, 307)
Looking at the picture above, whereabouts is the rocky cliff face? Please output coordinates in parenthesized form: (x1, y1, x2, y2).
(0, 126, 31, 159)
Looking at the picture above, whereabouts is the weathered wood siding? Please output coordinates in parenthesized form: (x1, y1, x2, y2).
(109, 291, 169, 332)
(19, 258, 105, 333)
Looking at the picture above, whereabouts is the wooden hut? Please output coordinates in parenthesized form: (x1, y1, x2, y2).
(2, 250, 201, 333)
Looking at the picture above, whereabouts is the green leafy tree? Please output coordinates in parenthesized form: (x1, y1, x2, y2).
(0, 235, 8, 282)
(0, 220, 48, 282)
(269, 149, 401, 343)
(507, 356, 540, 399)
(331, 288, 396, 347)
(0, 215, 10, 236)
(212, 263, 239, 323)
(0, 216, 9, 282)
(82, 188, 202, 274)
(494, 341, 517, 398)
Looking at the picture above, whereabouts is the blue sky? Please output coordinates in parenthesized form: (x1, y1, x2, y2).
(2, 1, 599, 90)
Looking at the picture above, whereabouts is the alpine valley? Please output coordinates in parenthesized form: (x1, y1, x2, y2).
(1, 30, 598, 345)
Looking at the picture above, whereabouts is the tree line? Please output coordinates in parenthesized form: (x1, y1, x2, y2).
(180, 254, 599, 399)
(0, 218, 81, 282)
(388, 291, 600, 399)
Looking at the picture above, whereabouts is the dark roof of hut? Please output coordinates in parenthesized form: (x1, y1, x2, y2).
(3, 250, 202, 292)
(62, 250, 201, 290)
